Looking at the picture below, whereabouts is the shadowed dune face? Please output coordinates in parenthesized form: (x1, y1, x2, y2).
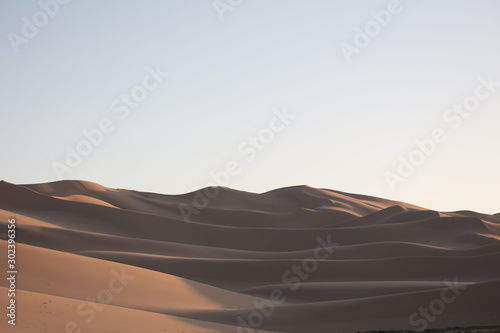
(0, 180, 499, 333)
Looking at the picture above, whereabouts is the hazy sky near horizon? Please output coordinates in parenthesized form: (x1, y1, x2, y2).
(1, 0, 499, 214)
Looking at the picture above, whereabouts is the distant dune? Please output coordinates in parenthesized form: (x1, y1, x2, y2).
(1, 180, 499, 333)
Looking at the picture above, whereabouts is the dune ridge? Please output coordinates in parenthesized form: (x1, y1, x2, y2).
(0, 180, 499, 333)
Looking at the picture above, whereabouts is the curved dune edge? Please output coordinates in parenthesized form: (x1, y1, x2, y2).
(0, 180, 499, 333)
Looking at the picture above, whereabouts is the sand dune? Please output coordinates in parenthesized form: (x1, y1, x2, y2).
(0, 180, 499, 332)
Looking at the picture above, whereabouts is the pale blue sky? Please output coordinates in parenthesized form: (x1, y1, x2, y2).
(1, 0, 499, 213)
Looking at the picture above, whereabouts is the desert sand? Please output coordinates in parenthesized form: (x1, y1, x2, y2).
(0, 180, 499, 333)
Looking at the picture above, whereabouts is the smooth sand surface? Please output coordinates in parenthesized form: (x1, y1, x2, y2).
(0, 180, 499, 332)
